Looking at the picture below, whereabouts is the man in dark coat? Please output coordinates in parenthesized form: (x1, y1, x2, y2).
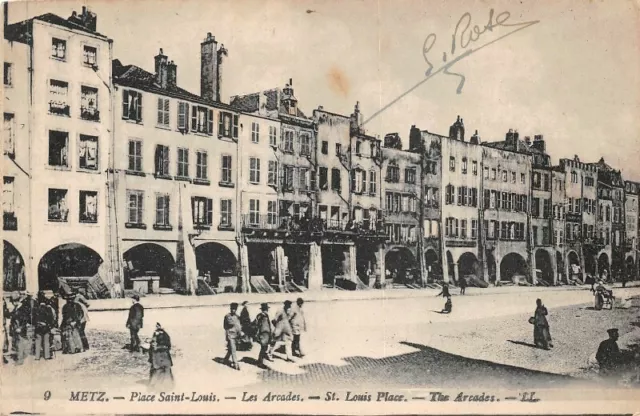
(126, 295, 144, 352)
(34, 294, 56, 360)
(238, 301, 253, 351)
(149, 322, 173, 389)
(436, 283, 450, 298)
(223, 302, 242, 370)
(596, 328, 624, 376)
(459, 277, 467, 295)
(253, 303, 273, 369)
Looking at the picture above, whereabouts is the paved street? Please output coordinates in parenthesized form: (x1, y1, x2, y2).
(2, 286, 640, 410)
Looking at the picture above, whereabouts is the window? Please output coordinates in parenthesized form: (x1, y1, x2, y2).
(571, 171, 578, 183)
(471, 220, 477, 239)
(351, 169, 366, 194)
(268, 161, 278, 186)
(449, 156, 456, 172)
(177, 102, 190, 131)
(369, 171, 377, 195)
(249, 199, 260, 225)
(154, 145, 170, 177)
(127, 190, 144, 225)
(83, 45, 97, 66)
(221, 155, 232, 184)
(220, 199, 232, 228)
(80, 86, 99, 121)
(445, 185, 454, 205)
(128, 140, 143, 172)
(331, 168, 341, 191)
(78, 135, 98, 170)
(319, 167, 328, 190)
(249, 157, 261, 183)
(4, 113, 15, 156)
(155, 194, 171, 227)
(472, 161, 478, 176)
(177, 148, 189, 178)
(267, 201, 278, 225)
(354, 141, 362, 155)
(521, 173, 526, 184)
(251, 122, 260, 143)
(191, 105, 213, 135)
(511, 171, 516, 184)
(585, 176, 594, 187)
(483, 167, 489, 179)
(49, 80, 70, 116)
(283, 131, 294, 153)
(282, 165, 295, 191)
(321, 141, 328, 155)
(122, 90, 143, 122)
(491, 168, 497, 180)
(543, 174, 549, 190)
(79, 191, 98, 223)
(386, 165, 400, 182)
(543, 199, 550, 219)
(300, 133, 311, 156)
(299, 168, 310, 191)
(269, 126, 277, 146)
(51, 38, 66, 60)
(48, 189, 69, 221)
(196, 151, 208, 180)
(532, 197, 540, 218)
(48, 130, 69, 167)
(3, 177, 15, 227)
(157, 97, 170, 127)
(218, 112, 238, 138)
(502, 170, 507, 182)
(192, 197, 213, 226)
(405, 167, 416, 184)
(335, 143, 342, 156)
(533, 172, 541, 189)
(461, 158, 468, 174)
(3, 62, 12, 86)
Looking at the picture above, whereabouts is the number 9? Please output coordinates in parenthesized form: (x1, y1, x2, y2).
(44, 390, 51, 401)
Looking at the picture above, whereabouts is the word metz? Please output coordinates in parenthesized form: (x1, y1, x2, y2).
(325, 391, 407, 402)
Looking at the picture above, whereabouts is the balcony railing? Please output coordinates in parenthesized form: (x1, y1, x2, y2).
(49, 102, 70, 116)
(3, 212, 17, 231)
(242, 214, 280, 230)
(80, 108, 100, 121)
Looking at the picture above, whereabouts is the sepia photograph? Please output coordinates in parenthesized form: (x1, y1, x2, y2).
(1, 0, 639, 414)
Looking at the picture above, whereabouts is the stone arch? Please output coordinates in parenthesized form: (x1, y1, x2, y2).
(385, 247, 417, 283)
(38, 243, 103, 291)
(458, 252, 480, 280)
(535, 249, 554, 284)
(598, 252, 610, 280)
(424, 248, 441, 280)
(195, 242, 238, 289)
(123, 243, 176, 289)
(4, 241, 26, 292)
(500, 252, 528, 283)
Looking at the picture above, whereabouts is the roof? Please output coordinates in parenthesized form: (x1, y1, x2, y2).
(113, 60, 234, 110)
(482, 139, 533, 154)
(230, 88, 308, 119)
(5, 13, 108, 43)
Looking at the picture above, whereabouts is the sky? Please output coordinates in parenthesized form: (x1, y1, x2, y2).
(7, 0, 640, 179)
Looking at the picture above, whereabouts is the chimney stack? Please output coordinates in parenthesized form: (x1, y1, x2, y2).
(532, 134, 546, 152)
(449, 115, 465, 141)
(470, 129, 480, 145)
(154, 48, 168, 89)
(201, 33, 227, 102)
(68, 6, 97, 31)
(167, 60, 177, 88)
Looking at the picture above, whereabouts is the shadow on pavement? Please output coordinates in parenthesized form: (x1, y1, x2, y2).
(242, 340, 591, 391)
(507, 340, 540, 349)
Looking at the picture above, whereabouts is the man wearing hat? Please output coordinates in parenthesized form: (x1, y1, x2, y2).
(290, 298, 307, 358)
(270, 300, 294, 362)
(253, 303, 273, 369)
(238, 301, 253, 351)
(126, 295, 144, 352)
(223, 302, 242, 370)
(596, 328, 624, 376)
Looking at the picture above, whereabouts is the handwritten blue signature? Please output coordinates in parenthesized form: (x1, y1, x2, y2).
(363, 9, 540, 126)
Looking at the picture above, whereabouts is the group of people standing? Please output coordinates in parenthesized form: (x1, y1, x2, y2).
(2, 291, 90, 365)
(223, 298, 307, 370)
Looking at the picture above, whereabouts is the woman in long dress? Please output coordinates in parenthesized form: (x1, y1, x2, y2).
(148, 323, 173, 389)
(533, 299, 553, 350)
(61, 297, 83, 354)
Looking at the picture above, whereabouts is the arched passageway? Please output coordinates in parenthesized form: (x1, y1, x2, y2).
(500, 253, 528, 283)
(598, 252, 610, 281)
(567, 251, 581, 281)
(123, 244, 175, 289)
(535, 249, 554, 284)
(424, 249, 441, 281)
(385, 247, 417, 284)
(38, 243, 103, 291)
(458, 252, 480, 280)
(446, 251, 455, 283)
(486, 251, 497, 284)
(195, 242, 237, 291)
(4, 241, 26, 292)
(556, 251, 564, 282)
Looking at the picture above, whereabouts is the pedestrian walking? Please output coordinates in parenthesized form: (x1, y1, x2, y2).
(223, 302, 242, 370)
(73, 292, 90, 351)
(238, 301, 253, 351)
(61, 295, 83, 355)
(34, 293, 56, 360)
(270, 300, 294, 362)
(291, 298, 307, 358)
(459, 277, 467, 295)
(253, 303, 273, 369)
(126, 295, 144, 352)
(148, 322, 174, 389)
(3, 298, 11, 364)
(532, 299, 553, 350)
(436, 282, 450, 298)
(9, 296, 31, 364)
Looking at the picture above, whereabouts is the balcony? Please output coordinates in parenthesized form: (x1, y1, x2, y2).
(49, 102, 70, 117)
(3, 212, 17, 231)
(80, 108, 100, 122)
(242, 214, 280, 231)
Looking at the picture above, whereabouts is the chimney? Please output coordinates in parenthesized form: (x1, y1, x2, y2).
(258, 92, 267, 114)
(216, 44, 228, 102)
(449, 115, 465, 141)
(524, 136, 531, 146)
(167, 60, 177, 87)
(69, 6, 97, 31)
(201, 33, 218, 101)
(154, 48, 168, 88)
(505, 128, 515, 147)
(470, 129, 480, 145)
(532, 134, 546, 152)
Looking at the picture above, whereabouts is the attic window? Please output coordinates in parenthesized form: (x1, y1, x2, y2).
(83, 45, 97, 66)
(52, 38, 66, 60)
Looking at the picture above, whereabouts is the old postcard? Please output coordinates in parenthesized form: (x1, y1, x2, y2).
(1, 0, 639, 414)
